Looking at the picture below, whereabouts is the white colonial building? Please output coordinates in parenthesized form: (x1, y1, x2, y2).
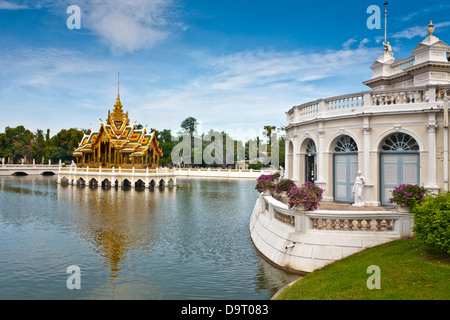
(284, 22, 450, 206)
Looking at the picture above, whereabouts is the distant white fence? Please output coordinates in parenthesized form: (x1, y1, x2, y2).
(174, 168, 275, 178)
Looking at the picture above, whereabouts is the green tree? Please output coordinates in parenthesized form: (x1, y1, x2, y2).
(46, 128, 86, 163)
(180, 117, 198, 166)
(263, 125, 276, 150)
(31, 129, 47, 163)
(157, 129, 176, 167)
(180, 117, 198, 136)
(1, 126, 34, 163)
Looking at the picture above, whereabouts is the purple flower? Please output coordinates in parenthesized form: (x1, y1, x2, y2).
(287, 182, 324, 211)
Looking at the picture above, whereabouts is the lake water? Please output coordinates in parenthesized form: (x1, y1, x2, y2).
(0, 175, 299, 300)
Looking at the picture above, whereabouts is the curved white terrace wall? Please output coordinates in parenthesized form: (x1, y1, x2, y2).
(249, 194, 414, 273)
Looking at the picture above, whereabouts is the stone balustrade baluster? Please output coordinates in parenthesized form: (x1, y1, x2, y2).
(335, 219, 341, 230)
(369, 219, 377, 231)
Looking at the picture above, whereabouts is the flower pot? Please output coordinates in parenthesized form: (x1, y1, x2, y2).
(293, 205, 306, 211)
(262, 190, 271, 196)
(397, 205, 411, 213)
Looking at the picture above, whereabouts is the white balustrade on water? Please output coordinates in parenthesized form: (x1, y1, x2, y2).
(261, 194, 412, 237)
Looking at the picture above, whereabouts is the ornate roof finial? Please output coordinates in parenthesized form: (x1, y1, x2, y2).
(384, 2, 388, 45)
(382, 2, 393, 56)
(427, 20, 434, 36)
(110, 73, 126, 124)
(117, 72, 120, 99)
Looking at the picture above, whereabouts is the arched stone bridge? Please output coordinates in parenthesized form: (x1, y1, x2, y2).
(0, 164, 60, 176)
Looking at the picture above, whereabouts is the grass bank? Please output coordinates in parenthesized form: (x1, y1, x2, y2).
(275, 238, 449, 300)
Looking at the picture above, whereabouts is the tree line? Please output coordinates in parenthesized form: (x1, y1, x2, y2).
(0, 117, 285, 169)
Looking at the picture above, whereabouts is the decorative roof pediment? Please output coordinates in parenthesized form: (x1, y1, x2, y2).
(412, 39, 449, 53)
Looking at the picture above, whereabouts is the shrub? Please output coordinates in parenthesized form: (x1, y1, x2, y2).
(413, 193, 450, 254)
(388, 184, 427, 209)
(273, 171, 280, 181)
(275, 179, 296, 194)
(288, 182, 324, 211)
(302, 181, 324, 199)
(255, 174, 276, 193)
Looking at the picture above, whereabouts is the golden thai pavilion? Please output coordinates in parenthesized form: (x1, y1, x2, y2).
(73, 78, 163, 168)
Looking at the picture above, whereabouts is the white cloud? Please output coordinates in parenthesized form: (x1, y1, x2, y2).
(391, 21, 450, 40)
(0, 1, 29, 10)
(69, 0, 182, 54)
(2, 47, 105, 87)
(135, 45, 378, 134)
(391, 26, 427, 40)
(15, 0, 182, 53)
(342, 38, 357, 49)
(358, 38, 370, 49)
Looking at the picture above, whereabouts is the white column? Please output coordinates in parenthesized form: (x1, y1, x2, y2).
(362, 117, 371, 183)
(362, 117, 375, 205)
(285, 137, 293, 180)
(316, 122, 326, 191)
(284, 138, 289, 177)
(426, 113, 439, 193)
(444, 97, 449, 192)
(292, 136, 300, 184)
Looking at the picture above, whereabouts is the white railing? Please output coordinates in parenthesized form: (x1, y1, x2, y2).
(1, 164, 60, 168)
(371, 87, 426, 106)
(260, 194, 413, 237)
(286, 84, 450, 125)
(175, 167, 272, 173)
(58, 166, 175, 175)
(174, 167, 275, 178)
(298, 101, 320, 117)
(392, 56, 415, 72)
(327, 92, 364, 111)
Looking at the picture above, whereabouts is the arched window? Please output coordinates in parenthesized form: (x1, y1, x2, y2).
(305, 139, 316, 182)
(334, 136, 358, 152)
(306, 139, 316, 155)
(381, 133, 419, 152)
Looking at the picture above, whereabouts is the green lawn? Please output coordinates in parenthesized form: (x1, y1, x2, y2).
(276, 238, 450, 300)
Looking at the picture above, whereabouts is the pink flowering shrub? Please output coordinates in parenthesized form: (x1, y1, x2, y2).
(274, 179, 296, 194)
(388, 183, 427, 209)
(288, 181, 324, 211)
(255, 174, 276, 193)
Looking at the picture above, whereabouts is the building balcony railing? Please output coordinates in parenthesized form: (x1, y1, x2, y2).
(392, 56, 415, 73)
(286, 84, 450, 126)
(260, 194, 413, 238)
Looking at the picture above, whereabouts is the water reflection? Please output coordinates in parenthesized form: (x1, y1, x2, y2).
(56, 184, 174, 280)
(0, 175, 300, 299)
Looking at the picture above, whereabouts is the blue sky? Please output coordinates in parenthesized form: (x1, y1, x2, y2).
(1, 0, 449, 139)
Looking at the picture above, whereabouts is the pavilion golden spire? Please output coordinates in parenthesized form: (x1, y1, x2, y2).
(117, 72, 120, 100)
(110, 72, 126, 123)
(114, 72, 122, 108)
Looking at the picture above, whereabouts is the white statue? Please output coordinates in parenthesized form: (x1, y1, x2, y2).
(352, 170, 365, 207)
(383, 41, 393, 55)
(278, 166, 285, 181)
